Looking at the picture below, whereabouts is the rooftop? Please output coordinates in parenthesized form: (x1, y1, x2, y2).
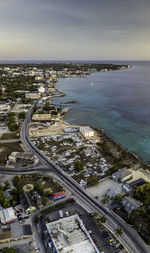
(46, 214, 99, 253)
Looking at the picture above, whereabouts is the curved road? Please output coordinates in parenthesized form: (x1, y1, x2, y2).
(2, 104, 149, 253)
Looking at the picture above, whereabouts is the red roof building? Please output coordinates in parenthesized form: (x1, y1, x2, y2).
(52, 191, 66, 200)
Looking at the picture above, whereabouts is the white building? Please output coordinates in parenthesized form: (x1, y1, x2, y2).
(0, 207, 17, 225)
(46, 214, 99, 253)
(79, 126, 94, 139)
(8, 152, 19, 163)
(38, 86, 45, 93)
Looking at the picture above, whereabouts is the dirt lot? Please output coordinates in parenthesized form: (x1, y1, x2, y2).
(0, 142, 23, 165)
(86, 178, 120, 201)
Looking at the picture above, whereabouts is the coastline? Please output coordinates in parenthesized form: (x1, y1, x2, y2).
(49, 68, 150, 175)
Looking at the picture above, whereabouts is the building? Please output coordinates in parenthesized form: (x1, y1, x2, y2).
(52, 191, 66, 201)
(8, 152, 19, 163)
(25, 92, 41, 99)
(122, 182, 132, 193)
(19, 192, 36, 214)
(0, 103, 11, 114)
(38, 86, 45, 93)
(32, 114, 51, 122)
(112, 168, 132, 182)
(0, 207, 17, 225)
(79, 126, 94, 139)
(107, 185, 122, 198)
(46, 214, 99, 253)
(121, 196, 143, 213)
(129, 178, 146, 188)
(11, 103, 31, 113)
(16, 152, 35, 161)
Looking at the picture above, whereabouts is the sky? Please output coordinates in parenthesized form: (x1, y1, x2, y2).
(0, 0, 150, 60)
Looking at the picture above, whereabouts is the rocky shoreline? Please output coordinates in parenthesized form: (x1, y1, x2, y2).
(50, 69, 150, 177)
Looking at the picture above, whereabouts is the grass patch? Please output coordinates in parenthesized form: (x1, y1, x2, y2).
(0, 132, 18, 140)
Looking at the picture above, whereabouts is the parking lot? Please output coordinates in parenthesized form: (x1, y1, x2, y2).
(87, 178, 120, 201)
(42, 201, 115, 253)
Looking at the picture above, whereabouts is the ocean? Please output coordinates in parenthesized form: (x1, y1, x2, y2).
(52, 61, 150, 164)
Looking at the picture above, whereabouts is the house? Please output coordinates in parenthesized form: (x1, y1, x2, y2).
(19, 192, 36, 214)
(122, 182, 132, 193)
(112, 168, 132, 182)
(52, 191, 66, 201)
(79, 126, 94, 139)
(8, 152, 19, 163)
(121, 196, 143, 213)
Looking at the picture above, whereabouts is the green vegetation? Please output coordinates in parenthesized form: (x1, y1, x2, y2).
(101, 196, 109, 204)
(100, 215, 107, 223)
(87, 175, 99, 187)
(74, 161, 84, 172)
(126, 182, 150, 244)
(113, 194, 124, 203)
(2, 247, 18, 253)
(18, 111, 26, 119)
(42, 199, 71, 214)
(0, 188, 10, 208)
(115, 227, 123, 237)
(8, 113, 18, 131)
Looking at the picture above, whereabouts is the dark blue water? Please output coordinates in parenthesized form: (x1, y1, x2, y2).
(53, 61, 150, 163)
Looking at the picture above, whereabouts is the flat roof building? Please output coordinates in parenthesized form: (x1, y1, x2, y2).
(46, 214, 99, 253)
(112, 168, 132, 182)
(79, 126, 94, 139)
(0, 207, 17, 225)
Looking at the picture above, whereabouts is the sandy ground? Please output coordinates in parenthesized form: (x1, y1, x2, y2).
(86, 178, 120, 200)
(129, 169, 150, 183)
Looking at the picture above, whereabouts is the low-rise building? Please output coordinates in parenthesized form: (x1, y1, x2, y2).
(121, 196, 143, 213)
(11, 103, 31, 113)
(122, 182, 132, 193)
(52, 191, 66, 201)
(0, 207, 17, 225)
(0, 103, 11, 114)
(38, 85, 45, 93)
(79, 126, 94, 139)
(129, 178, 146, 188)
(25, 92, 41, 99)
(19, 192, 36, 214)
(8, 152, 19, 163)
(32, 114, 51, 122)
(46, 214, 99, 253)
(112, 168, 132, 182)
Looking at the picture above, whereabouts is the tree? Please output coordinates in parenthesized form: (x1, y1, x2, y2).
(87, 175, 99, 187)
(2, 247, 18, 253)
(113, 194, 123, 203)
(115, 227, 123, 237)
(18, 111, 26, 119)
(100, 215, 107, 223)
(74, 161, 84, 172)
(3, 198, 10, 208)
(43, 102, 51, 111)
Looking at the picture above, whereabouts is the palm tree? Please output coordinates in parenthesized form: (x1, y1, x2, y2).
(115, 227, 123, 237)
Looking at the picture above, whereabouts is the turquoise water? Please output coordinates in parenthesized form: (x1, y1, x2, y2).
(53, 61, 150, 163)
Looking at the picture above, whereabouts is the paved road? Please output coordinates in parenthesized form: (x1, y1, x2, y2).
(1, 104, 149, 253)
